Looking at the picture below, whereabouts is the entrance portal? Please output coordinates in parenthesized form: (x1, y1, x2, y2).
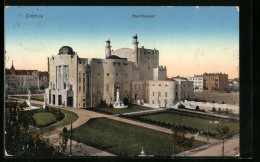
(67, 97, 73, 107)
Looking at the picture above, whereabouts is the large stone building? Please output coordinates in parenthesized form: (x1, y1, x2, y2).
(5, 61, 49, 90)
(45, 35, 192, 108)
(203, 73, 229, 92)
(188, 75, 203, 92)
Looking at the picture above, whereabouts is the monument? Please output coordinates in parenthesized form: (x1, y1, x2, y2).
(26, 90, 31, 107)
(113, 89, 128, 109)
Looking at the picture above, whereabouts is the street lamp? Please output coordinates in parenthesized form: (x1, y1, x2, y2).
(70, 112, 73, 156)
(207, 121, 219, 144)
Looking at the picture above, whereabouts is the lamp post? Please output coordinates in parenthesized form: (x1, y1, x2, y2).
(70, 112, 73, 156)
(207, 121, 219, 145)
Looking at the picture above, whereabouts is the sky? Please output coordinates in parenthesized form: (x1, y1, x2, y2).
(5, 6, 239, 79)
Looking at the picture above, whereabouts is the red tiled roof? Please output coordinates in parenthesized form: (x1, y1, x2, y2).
(39, 71, 49, 76)
(15, 70, 37, 75)
(167, 78, 175, 81)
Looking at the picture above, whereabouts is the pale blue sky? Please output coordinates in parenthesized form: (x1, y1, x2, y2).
(5, 6, 239, 78)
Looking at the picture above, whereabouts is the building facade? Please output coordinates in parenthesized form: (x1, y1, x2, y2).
(5, 62, 49, 90)
(203, 73, 229, 92)
(45, 35, 192, 108)
(188, 75, 203, 92)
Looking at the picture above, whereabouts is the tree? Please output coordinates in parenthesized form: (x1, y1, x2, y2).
(222, 101, 225, 104)
(5, 102, 62, 156)
(215, 122, 233, 156)
(212, 107, 216, 112)
(212, 100, 215, 103)
(218, 108, 222, 113)
(170, 124, 195, 156)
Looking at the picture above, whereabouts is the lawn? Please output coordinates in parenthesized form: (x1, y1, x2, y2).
(193, 92, 239, 105)
(89, 104, 154, 115)
(62, 117, 206, 156)
(33, 111, 57, 127)
(40, 108, 79, 133)
(130, 110, 239, 137)
(11, 95, 44, 102)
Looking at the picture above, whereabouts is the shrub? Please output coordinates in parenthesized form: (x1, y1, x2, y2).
(109, 103, 113, 108)
(195, 105, 200, 111)
(178, 104, 185, 109)
(212, 107, 216, 112)
(224, 108, 230, 114)
(218, 108, 222, 113)
(63, 127, 68, 133)
(212, 100, 215, 103)
(222, 101, 225, 104)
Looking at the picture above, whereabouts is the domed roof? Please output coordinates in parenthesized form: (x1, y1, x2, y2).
(106, 55, 122, 59)
(58, 46, 74, 55)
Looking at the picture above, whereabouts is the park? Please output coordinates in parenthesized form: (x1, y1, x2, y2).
(5, 94, 239, 157)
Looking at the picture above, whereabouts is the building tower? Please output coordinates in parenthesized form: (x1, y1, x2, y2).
(132, 34, 139, 63)
(105, 39, 111, 58)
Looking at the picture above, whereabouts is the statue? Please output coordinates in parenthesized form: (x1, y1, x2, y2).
(113, 89, 128, 109)
(26, 90, 31, 107)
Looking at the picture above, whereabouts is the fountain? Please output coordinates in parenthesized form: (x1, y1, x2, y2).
(26, 90, 31, 107)
(113, 89, 128, 109)
(24, 90, 41, 111)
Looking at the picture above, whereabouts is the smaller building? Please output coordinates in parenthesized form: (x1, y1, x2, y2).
(148, 80, 175, 108)
(203, 73, 229, 92)
(5, 61, 49, 91)
(173, 78, 193, 100)
(188, 75, 203, 92)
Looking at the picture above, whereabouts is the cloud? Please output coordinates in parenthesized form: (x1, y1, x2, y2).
(166, 6, 174, 8)
(236, 6, 239, 12)
(195, 6, 199, 10)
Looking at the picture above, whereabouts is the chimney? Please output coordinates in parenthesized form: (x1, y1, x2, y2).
(47, 57, 50, 73)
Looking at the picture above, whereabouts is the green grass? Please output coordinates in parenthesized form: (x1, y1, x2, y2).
(40, 108, 79, 133)
(131, 110, 239, 137)
(33, 112, 57, 127)
(90, 104, 153, 115)
(62, 117, 206, 156)
(11, 95, 44, 102)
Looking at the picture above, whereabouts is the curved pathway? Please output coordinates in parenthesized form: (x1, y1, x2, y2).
(10, 97, 227, 156)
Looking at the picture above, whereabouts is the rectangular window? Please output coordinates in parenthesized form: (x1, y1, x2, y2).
(83, 78, 85, 83)
(79, 78, 81, 83)
(152, 100, 154, 104)
(159, 92, 161, 97)
(53, 94, 55, 105)
(135, 84, 137, 90)
(64, 65, 69, 83)
(165, 92, 167, 97)
(79, 86, 81, 91)
(153, 91, 154, 96)
(83, 86, 85, 92)
(106, 84, 109, 91)
(125, 74, 128, 78)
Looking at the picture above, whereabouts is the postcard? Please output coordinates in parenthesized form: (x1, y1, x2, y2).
(4, 6, 240, 158)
